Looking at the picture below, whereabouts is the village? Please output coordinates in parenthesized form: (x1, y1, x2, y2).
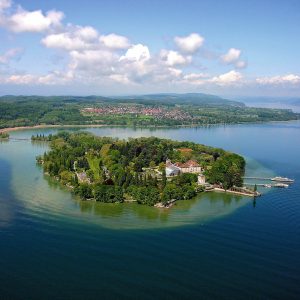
(81, 104, 193, 122)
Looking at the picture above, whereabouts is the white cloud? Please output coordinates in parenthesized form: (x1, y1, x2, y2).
(120, 44, 150, 61)
(160, 50, 191, 66)
(109, 74, 132, 85)
(99, 33, 130, 49)
(256, 74, 300, 85)
(0, 0, 11, 11)
(6, 74, 35, 84)
(182, 73, 208, 85)
(210, 70, 243, 85)
(183, 73, 207, 80)
(76, 26, 98, 40)
(4, 70, 73, 85)
(235, 60, 247, 69)
(220, 48, 247, 69)
(0, 2, 279, 92)
(174, 33, 204, 53)
(221, 48, 241, 64)
(0, 47, 22, 63)
(3, 9, 64, 33)
(42, 33, 87, 51)
(41, 25, 99, 51)
(69, 50, 119, 77)
(168, 67, 182, 78)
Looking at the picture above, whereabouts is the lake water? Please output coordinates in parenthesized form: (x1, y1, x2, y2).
(0, 122, 300, 299)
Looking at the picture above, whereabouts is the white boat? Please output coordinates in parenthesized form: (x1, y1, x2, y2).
(263, 184, 272, 188)
(271, 176, 294, 183)
(273, 183, 289, 188)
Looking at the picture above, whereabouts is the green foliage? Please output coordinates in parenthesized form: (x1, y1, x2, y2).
(206, 153, 245, 189)
(0, 96, 299, 129)
(39, 132, 245, 205)
(127, 186, 160, 206)
(172, 173, 197, 185)
(94, 185, 123, 203)
(161, 183, 182, 203)
(74, 184, 93, 199)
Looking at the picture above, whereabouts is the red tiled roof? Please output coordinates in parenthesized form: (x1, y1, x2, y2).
(175, 160, 200, 168)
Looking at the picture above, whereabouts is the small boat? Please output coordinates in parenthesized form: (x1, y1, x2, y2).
(273, 183, 289, 188)
(263, 184, 272, 188)
(271, 176, 294, 183)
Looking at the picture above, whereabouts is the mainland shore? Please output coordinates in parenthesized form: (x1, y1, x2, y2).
(1, 119, 299, 134)
(0, 124, 109, 134)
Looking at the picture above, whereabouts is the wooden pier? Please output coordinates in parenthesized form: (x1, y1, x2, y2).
(243, 177, 271, 180)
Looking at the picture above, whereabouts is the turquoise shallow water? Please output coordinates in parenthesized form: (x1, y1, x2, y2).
(0, 121, 300, 299)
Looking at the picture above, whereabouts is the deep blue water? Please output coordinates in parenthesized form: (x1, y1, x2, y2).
(0, 122, 300, 299)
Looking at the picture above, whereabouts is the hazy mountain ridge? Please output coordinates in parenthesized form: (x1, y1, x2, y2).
(0, 93, 245, 107)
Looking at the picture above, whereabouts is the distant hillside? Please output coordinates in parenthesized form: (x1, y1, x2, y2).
(112, 93, 245, 107)
(0, 93, 298, 129)
(0, 93, 245, 107)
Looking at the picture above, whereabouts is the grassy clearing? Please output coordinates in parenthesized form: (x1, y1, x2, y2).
(87, 155, 101, 180)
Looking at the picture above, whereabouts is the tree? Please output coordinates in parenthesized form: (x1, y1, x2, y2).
(74, 184, 93, 199)
(94, 185, 123, 203)
(173, 173, 197, 186)
(72, 173, 79, 187)
(86, 169, 94, 182)
(161, 183, 182, 204)
(127, 186, 160, 206)
(158, 162, 165, 172)
(149, 161, 156, 168)
(162, 169, 167, 188)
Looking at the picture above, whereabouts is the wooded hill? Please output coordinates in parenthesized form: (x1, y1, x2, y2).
(1, 94, 299, 129)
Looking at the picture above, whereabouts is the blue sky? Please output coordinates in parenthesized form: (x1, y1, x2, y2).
(0, 0, 300, 97)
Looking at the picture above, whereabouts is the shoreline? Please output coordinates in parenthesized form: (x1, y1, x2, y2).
(0, 124, 110, 133)
(1, 119, 299, 134)
(211, 187, 261, 197)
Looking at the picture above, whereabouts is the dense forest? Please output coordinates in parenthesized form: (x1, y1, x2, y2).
(0, 94, 299, 129)
(35, 132, 245, 205)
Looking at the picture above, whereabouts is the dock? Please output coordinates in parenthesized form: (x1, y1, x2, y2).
(244, 183, 288, 188)
(243, 177, 271, 180)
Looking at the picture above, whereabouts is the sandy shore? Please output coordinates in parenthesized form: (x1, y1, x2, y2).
(1, 119, 299, 134)
(0, 124, 109, 133)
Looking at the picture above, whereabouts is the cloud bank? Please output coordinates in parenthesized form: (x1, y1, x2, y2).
(0, 0, 299, 95)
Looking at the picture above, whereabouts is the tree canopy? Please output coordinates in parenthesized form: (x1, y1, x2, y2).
(37, 132, 245, 205)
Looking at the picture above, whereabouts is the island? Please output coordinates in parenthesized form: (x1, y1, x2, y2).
(34, 131, 253, 207)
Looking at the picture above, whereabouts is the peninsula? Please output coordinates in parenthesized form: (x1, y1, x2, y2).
(1, 93, 299, 130)
(35, 131, 247, 206)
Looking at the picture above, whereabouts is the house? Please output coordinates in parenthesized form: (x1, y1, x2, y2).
(165, 159, 202, 176)
(174, 160, 202, 174)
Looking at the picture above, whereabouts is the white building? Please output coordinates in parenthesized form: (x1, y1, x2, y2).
(165, 159, 181, 176)
(198, 174, 206, 185)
